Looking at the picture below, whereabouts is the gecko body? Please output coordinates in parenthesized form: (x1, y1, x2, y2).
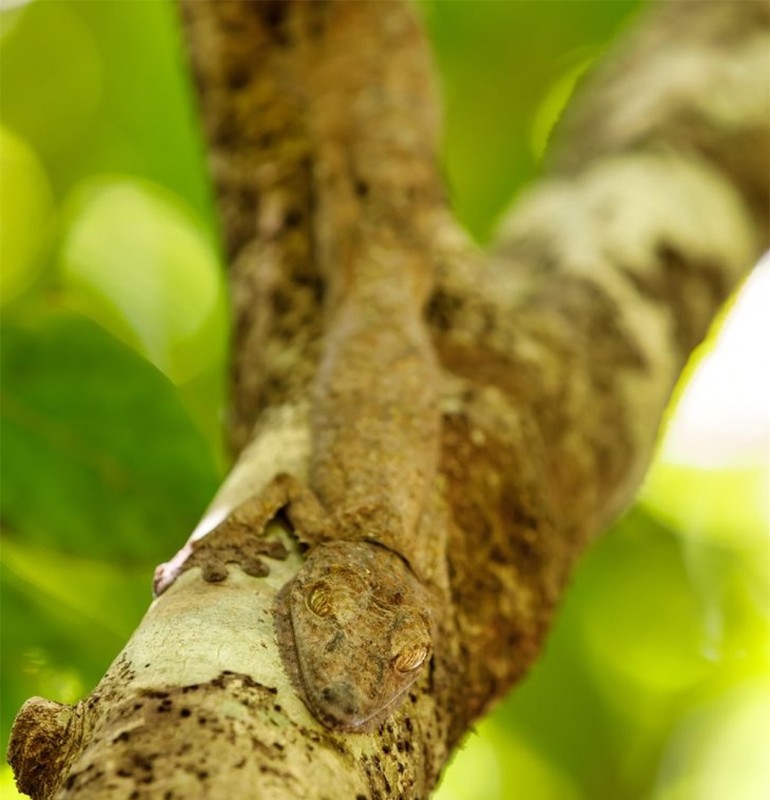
(154, 251, 443, 732)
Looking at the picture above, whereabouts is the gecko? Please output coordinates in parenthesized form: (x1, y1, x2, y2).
(153, 264, 444, 732)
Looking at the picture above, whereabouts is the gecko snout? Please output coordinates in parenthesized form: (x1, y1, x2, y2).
(319, 681, 363, 721)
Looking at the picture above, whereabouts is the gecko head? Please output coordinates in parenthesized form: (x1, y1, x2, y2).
(284, 540, 434, 732)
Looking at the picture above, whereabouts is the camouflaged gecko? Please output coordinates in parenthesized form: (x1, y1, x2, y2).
(153, 272, 444, 732)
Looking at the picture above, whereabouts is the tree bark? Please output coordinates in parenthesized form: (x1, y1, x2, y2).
(8, 1, 768, 798)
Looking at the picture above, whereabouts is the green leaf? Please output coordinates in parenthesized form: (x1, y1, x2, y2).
(69, 0, 214, 218)
(0, 127, 55, 305)
(654, 678, 770, 800)
(577, 512, 714, 703)
(0, 539, 148, 759)
(0, 311, 221, 561)
(0, 1, 102, 160)
(1, 535, 147, 638)
(435, 718, 582, 800)
(642, 462, 769, 548)
(420, 0, 642, 241)
(58, 175, 228, 385)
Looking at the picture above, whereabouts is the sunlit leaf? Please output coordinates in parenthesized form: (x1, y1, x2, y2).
(0, 560, 127, 757)
(529, 52, 598, 159)
(71, 0, 213, 217)
(434, 722, 504, 800)
(652, 678, 770, 800)
(578, 513, 714, 707)
(0, 0, 102, 159)
(654, 260, 770, 470)
(0, 764, 28, 800)
(642, 462, 770, 650)
(436, 719, 581, 800)
(0, 127, 55, 304)
(1, 535, 147, 638)
(643, 463, 769, 547)
(58, 176, 228, 386)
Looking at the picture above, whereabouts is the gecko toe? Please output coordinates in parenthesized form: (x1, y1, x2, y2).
(202, 563, 229, 582)
(242, 558, 270, 578)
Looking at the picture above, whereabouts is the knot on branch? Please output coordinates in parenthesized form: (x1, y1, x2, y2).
(8, 696, 80, 800)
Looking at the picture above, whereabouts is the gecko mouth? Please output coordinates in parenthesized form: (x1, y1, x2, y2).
(315, 681, 368, 729)
(311, 678, 416, 732)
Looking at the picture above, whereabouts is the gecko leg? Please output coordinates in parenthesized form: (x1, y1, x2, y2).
(153, 473, 330, 596)
(232, 473, 331, 547)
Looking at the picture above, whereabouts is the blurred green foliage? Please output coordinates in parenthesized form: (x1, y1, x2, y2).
(1, 1, 767, 798)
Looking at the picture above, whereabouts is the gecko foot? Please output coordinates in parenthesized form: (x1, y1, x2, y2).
(152, 474, 321, 596)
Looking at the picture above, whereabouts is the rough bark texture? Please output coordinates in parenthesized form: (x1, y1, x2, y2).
(8, 1, 769, 798)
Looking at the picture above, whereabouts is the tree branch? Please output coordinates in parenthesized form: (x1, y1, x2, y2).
(8, 1, 768, 798)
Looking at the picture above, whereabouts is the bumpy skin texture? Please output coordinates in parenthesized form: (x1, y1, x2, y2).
(154, 455, 441, 731)
(152, 474, 322, 596)
(153, 0, 447, 734)
(276, 541, 434, 731)
(8, 3, 768, 797)
(153, 276, 443, 733)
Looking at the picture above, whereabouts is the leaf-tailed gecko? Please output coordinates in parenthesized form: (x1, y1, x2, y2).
(154, 263, 443, 732)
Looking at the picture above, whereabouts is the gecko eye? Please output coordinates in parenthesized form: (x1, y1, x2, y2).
(393, 644, 429, 673)
(306, 584, 334, 617)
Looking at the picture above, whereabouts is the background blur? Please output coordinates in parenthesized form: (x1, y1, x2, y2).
(1, 1, 767, 798)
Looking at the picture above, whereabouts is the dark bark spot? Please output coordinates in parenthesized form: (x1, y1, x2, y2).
(284, 208, 303, 228)
(215, 121, 235, 149)
(260, 0, 290, 45)
(617, 240, 729, 357)
(237, 184, 258, 212)
(228, 66, 250, 91)
(426, 288, 464, 332)
(307, 2, 328, 38)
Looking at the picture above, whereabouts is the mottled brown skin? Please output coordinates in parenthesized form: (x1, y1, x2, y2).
(152, 0, 447, 735)
(276, 541, 433, 731)
(154, 264, 443, 732)
(155, 463, 439, 734)
(9, 3, 768, 797)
